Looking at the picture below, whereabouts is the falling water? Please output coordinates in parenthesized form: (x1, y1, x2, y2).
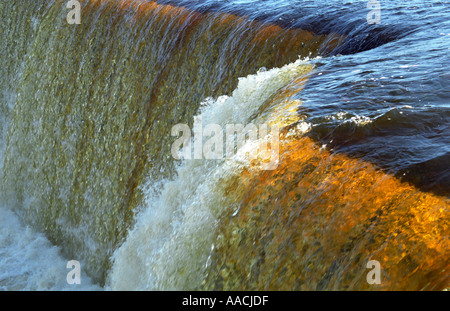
(0, 0, 448, 290)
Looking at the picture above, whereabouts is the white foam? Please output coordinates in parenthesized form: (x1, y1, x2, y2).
(0, 205, 100, 290)
(0, 110, 100, 291)
(108, 58, 312, 290)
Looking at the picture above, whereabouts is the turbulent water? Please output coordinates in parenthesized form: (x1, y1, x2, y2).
(0, 0, 448, 290)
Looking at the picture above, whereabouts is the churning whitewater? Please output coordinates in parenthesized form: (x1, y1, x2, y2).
(0, 135, 99, 290)
(108, 59, 313, 290)
(0, 0, 448, 291)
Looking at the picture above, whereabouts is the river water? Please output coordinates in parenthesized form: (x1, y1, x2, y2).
(0, 0, 448, 290)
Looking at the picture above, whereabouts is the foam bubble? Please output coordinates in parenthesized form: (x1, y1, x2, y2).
(108, 58, 313, 290)
(0, 205, 100, 290)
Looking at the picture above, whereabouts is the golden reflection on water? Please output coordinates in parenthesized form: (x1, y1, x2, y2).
(1, 0, 346, 284)
(204, 132, 449, 290)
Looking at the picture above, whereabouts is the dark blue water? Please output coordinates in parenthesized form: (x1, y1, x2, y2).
(156, 0, 450, 195)
(297, 0, 450, 195)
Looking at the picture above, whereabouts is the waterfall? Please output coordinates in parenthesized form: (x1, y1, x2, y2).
(1, 0, 448, 290)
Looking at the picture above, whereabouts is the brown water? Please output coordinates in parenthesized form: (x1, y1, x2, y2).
(0, 0, 448, 290)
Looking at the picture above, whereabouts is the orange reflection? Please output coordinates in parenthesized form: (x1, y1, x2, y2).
(84, 0, 345, 59)
(206, 134, 449, 290)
